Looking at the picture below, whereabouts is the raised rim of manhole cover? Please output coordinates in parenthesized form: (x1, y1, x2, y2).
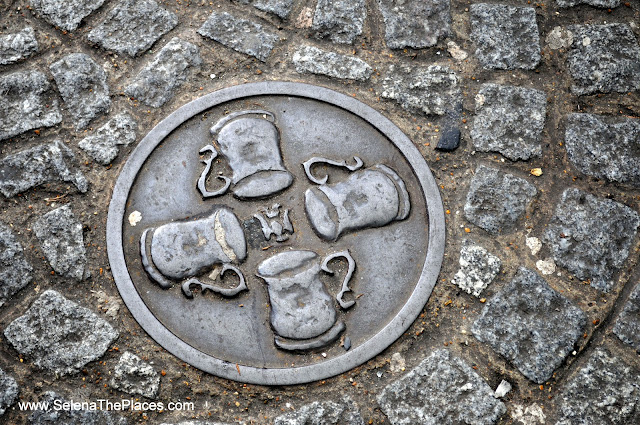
(107, 82, 445, 385)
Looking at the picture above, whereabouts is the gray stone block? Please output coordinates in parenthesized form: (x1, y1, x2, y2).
(614, 282, 640, 352)
(556, 348, 640, 424)
(452, 241, 501, 297)
(274, 396, 364, 425)
(471, 84, 547, 161)
(88, 0, 178, 57)
(50, 53, 110, 129)
(543, 188, 640, 292)
(464, 165, 537, 234)
(239, 0, 294, 19)
(312, 0, 365, 45)
(0, 140, 88, 198)
(125, 38, 202, 108)
(470, 4, 541, 70)
(78, 113, 137, 165)
(0, 368, 18, 417)
(33, 205, 86, 280)
(292, 45, 372, 81)
(0, 27, 38, 65)
(557, 0, 620, 8)
(4, 290, 119, 376)
(198, 12, 279, 62)
(565, 114, 640, 187)
(377, 349, 506, 424)
(0, 70, 62, 141)
(472, 268, 587, 384)
(381, 64, 462, 116)
(29, 391, 127, 424)
(30, 0, 106, 31)
(110, 351, 160, 399)
(377, 0, 451, 49)
(0, 222, 33, 308)
(567, 23, 640, 96)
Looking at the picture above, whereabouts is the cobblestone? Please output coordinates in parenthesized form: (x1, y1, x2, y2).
(567, 23, 640, 96)
(30, 0, 106, 32)
(0, 222, 33, 309)
(377, 0, 451, 49)
(110, 352, 160, 399)
(381, 64, 462, 116)
(29, 391, 127, 424)
(292, 46, 372, 81)
(78, 114, 137, 165)
(87, 0, 178, 57)
(377, 349, 506, 424)
(198, 12, 279, 62)
(614, 282, 640, 352)
(0, 70, 62, 141)
(274, 396, 364, 425)
(50, 53, 110, 129)
(472, 268, 587, 383)
(0, 368, 18, 417)
(4, 290, 118, 376)
(556, 348, 640, 424)
(33, 205, 87, 280)
(239, 0, 294, 19)
(471, 84, 546, 161)
(470, 4, 541, 70)
(125, 38, 202, 108)
(312, 0, 365, 45)
(0, 27, 38, 65)
(464, 165, 537, 234)
(557, 0, 620, 8)
(0, 140, 88, 198)
(544, 188, 640, 292)
(565, 113, 640, 187)
(452, 241, 501, 297)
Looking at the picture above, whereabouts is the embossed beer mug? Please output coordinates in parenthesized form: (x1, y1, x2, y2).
(256, 250, 356, 351)
(198, 110, 294, 199)
(140, 207, 248, 298)
(303, 157, 411, 241)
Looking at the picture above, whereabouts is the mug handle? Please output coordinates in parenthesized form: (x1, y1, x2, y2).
(181, 264, 247, 298)
(303, 156, 363, 185)
(197, 145, 231, 198)
(322, 250, 356, 309)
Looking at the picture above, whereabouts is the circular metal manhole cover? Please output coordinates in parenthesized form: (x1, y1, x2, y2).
(107, 82, 445, 385)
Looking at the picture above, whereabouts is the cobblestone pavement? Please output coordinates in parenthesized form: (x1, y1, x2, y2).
(1, 0, 639, 424)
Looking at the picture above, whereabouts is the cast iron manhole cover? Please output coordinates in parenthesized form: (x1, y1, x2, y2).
(107, 82, 445, 385)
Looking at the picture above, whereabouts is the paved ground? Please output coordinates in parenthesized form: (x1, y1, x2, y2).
(1, 0, 639, 424)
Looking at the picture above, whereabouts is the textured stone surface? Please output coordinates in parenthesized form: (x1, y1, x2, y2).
(546, 26, 573, 50)
(452, 242, 501, 297)
(470, 4, 540, 70)
(565, 113, 640, 187)
(292, 46, 372, 81)
(557, 0, 620, 8)
(274, 396, 364, 425)
(125, 38, 202, 108)
(436, 127, 461, 152)
(567, 24, 640, 96)
(0, 70, 62, 141)
(30, 0, 106, 31)
(159, 422, 229, 425)
(88, 0, 177, 57)
(556, 348, 640, 424)
(0, 222, 33, 308)
(0, 140, 88, 198)
(544, 188, 640, 292)
(4, 290, 118, 376)
(312, 0, 365, 45)
(472, 268, 587, 383)
(0, 27, 38, 65)
(471, 84, 547, 161)
(381, 64, 462, 116)
(0, 368, 18, 416)
(378, 349, 506, 424)
(50, 53, 110, 129)
(377, 0, 450, 49)
(78, 114, 137, 165)
(464, 165, 537, 234)
(110, 352, 160, 399)
(198, 12, 279, 62)
(33, 205, 86, 280)
(614, 282, 640, 352)
(29, 391, 127, 424)
(239, 0, 294, 19)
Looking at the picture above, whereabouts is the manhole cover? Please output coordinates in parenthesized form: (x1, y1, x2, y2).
(107, 82, 445, 385)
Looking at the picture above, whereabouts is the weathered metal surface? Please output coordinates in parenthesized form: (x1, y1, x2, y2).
(107, 82, 445, 385)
